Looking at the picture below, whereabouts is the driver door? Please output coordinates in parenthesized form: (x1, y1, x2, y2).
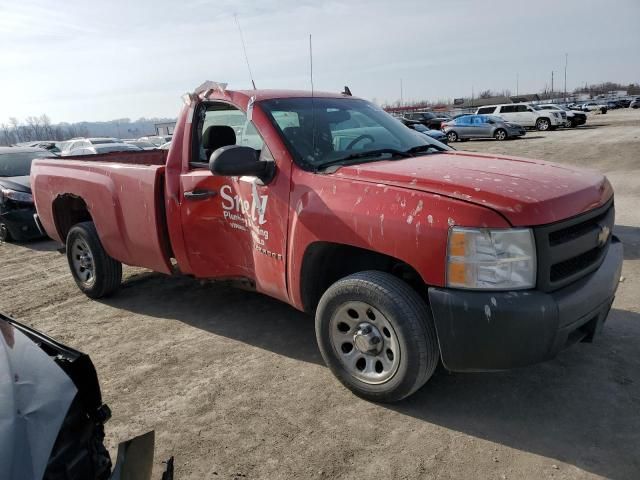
(178, 102, 291, 301)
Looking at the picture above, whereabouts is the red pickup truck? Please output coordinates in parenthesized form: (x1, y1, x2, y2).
(31, 82, 623, 402)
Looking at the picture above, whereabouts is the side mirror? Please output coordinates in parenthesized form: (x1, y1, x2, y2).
(209, 145, 275, 183)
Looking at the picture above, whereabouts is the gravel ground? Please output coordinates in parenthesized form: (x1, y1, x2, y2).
(1, 108, 639, 480)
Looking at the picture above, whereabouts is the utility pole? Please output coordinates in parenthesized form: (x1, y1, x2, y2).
(564, 53, 568, 102)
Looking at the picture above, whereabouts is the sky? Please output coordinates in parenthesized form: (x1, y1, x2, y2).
(1, 0, 639, 124)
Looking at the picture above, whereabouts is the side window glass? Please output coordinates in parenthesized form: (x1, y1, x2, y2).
(516, 105, 528, 112)
(195, 104, 264, 165)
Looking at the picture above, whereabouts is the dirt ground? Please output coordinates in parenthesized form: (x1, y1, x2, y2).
(1, 109, 639, 480)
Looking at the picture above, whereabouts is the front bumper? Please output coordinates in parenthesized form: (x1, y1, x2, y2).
(428, 237, 623, 371)
(507, 127, 526, 137)
(0, 205, 44, 241)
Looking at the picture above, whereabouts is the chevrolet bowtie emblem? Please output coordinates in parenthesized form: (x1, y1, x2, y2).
(597, 225, 610, 247)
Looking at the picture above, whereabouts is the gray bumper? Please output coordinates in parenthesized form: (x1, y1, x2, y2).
(428, 237, 623, 371)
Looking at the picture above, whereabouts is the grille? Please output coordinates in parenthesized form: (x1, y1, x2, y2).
(534, 199, 614, 291)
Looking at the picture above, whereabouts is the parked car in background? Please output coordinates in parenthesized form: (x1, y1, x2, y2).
(442, 114, 526, 142)
(139, 135, 172, 147)
(403, 111, 451, 130)
(408, 122, 449, 144)
(19, 141, 61, 153)
(62, 143, 142, 156)
(124, 140, 158, 150)
(398, 118, 448, 144)
(476, 103, 563, 131)
(62, 137, 121, 155)
(554, 105, 587, 127)
(0, 147, 56, 241)
(534, 104, 583, 128)
(581, 102, 608, 113)
(630, 98, 640, 109)
(160, 141, 172, 150)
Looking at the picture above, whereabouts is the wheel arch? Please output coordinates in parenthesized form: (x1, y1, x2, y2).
(299, 241, 427, 314)
(52, 194, 93, 241)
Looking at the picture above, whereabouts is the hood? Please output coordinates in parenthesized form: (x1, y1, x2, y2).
(334, 151, 612, 226)
(0, 176, 31, 193)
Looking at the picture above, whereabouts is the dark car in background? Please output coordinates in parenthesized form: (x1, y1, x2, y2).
(403, 111, 451, 130)
(442, 114, 526, 142)
(0, 147, 56, 242)
(398, 118, 449, 144)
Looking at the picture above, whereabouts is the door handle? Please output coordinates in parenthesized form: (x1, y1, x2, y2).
(184, 189, 217, 200)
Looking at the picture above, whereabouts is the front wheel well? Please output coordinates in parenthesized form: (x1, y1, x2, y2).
(52, 194, 92, 241)
(299, 242, 426, 314)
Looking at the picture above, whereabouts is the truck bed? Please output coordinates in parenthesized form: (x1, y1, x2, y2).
(31, 152, 173, 274)
(59, 149, 167, 166)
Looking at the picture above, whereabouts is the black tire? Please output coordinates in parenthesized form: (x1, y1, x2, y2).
(315, 271, 439, 402)
(566, 118, 576, 128)
(447, 131, 458, 142)
(493, 128, 507, 141)
(536, 117, 550, 131)
(66, 222, 122, 298)
(0, 223, 12, 242)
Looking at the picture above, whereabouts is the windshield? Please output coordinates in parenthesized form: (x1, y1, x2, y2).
(260, 97, 451, 169)
(412, 124, 428, 132)
(0, 150, 55, 177)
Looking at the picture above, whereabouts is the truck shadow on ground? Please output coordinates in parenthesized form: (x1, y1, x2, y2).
(392, 308, 640, 480)
(104, 273, 640, 480)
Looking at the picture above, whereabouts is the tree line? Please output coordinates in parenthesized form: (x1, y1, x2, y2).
(1, 115, 91, 146)
(0, 115, 176, 146)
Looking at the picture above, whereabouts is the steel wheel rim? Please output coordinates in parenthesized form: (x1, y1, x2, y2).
(329, 301, 400, 384)
(447, 132, 457, 142)
(71, 237, 96, 287)
(0, 224, 8, 242)
(496, 130, 506, 140)
(539, 119, 549, 130)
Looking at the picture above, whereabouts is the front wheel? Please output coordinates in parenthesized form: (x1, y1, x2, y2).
(315, 271, 439, 402)
(494, 128, 507, 141)
(66, 221, 122, 298)
(447, 131, 458, 143)
(536, 118, 550, 131)
(566, 118, 576, 128)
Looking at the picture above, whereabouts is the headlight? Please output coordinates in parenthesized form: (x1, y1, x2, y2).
(0, 188, 33, 204)
(447, 227, 536, 290)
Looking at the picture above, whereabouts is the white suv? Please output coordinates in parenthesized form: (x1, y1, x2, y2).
(476, 103, 563, 131)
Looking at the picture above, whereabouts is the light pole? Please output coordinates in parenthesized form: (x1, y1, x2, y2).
(564, 53, 568, 102)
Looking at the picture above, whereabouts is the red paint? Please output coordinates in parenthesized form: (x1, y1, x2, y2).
(31, 88, 613, 311)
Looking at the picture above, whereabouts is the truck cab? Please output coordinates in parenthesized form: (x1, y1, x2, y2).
(31, 82, 623, 402)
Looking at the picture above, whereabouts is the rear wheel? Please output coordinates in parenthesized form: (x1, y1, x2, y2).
(447, 131, 458, 142)
(316, 271, 439, 402)
(493, 129, 507, 141)
(536, 118, 550, 131)
(66, 222, 122, 298)
(0, 223, 12, 242)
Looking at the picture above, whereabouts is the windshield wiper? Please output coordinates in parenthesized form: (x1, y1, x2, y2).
(315, 148, 412, 171)
(405, 143, 448, 154)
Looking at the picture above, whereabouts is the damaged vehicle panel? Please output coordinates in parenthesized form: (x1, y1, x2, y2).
(0, 312, 168, 480)
(30, 82, 623, 402)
